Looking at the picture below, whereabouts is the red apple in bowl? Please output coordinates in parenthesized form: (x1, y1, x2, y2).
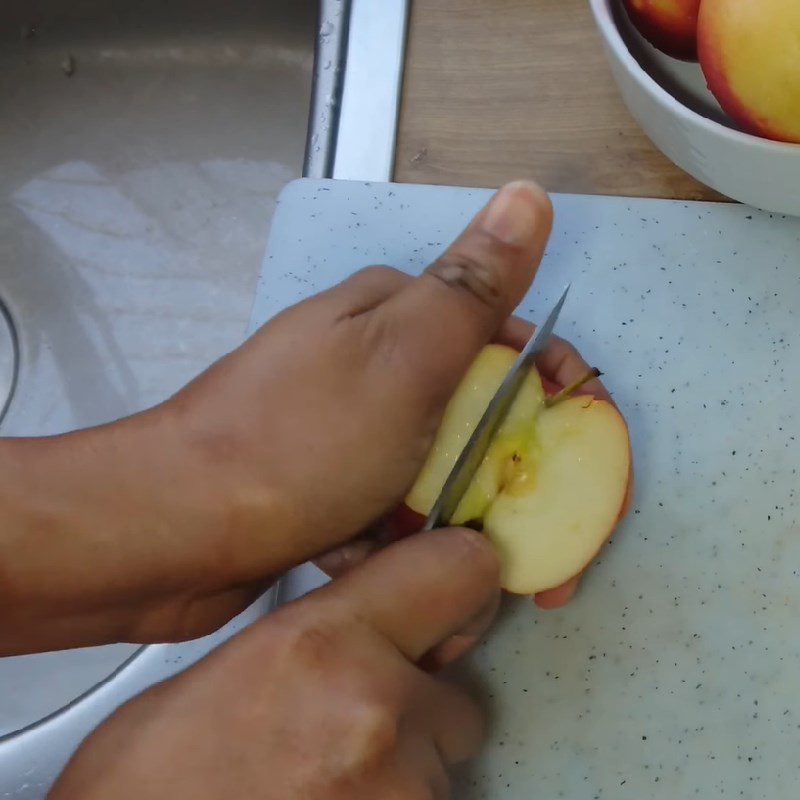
(621, 0, 701, 61)
(388, 344, 632, 603)
(698, 0, 800, 145)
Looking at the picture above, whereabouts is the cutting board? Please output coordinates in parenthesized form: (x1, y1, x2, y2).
(253, 179, 800, 799)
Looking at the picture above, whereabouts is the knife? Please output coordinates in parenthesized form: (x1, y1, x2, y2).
(422, 284, 570, 532)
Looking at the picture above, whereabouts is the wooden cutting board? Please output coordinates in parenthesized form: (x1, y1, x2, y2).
(396, 0, 727, 202)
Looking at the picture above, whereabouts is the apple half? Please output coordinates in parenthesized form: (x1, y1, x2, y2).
(391, 344, 632, 597)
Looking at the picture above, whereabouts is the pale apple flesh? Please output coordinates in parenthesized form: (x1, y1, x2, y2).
(698, 0, 800, 144)
(405, 345, 546, 527)
(400, 344, 632, 598)
(479, 395, 629, 594)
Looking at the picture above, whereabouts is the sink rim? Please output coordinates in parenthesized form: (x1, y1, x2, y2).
(0, 299, 18, 425)
(0, 0, 409, 793)
(0, 647, 145, 746)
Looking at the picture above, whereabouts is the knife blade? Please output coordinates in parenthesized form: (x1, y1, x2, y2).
(422, 284, 570, 532)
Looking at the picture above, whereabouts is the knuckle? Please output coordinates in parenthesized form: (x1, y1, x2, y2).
(340, 699, 399, 772)
(362, 264, 403, 280)
(269, 611, 343, 670)
(426, 250, 503, 313)
(350, 264, 405, 287)
(340, 265, 409, 319)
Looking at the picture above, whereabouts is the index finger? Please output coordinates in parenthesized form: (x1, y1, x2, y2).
(321, 529, 500, 662)
(497, 316, 612, 403)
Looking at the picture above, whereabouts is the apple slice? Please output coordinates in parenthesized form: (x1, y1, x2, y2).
(399, 344, 631, 596)
(406, 344, 545, 526)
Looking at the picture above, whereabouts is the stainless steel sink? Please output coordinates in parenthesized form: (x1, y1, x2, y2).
(0, 0, 407, 793)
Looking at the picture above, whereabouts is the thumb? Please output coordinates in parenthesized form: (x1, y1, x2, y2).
(378, 180, 552, 399)
(314, 528, 500, 663)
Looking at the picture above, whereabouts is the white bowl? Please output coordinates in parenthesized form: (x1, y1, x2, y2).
(589, 0, 800, 216)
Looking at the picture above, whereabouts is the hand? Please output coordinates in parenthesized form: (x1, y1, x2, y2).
(1, 180, 613, 653)
(1, 180, 549, 651)
(51, 530, 500, 800)
(162, 182, 554, 587)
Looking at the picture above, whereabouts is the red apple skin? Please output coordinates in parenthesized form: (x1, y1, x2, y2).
(385, 380, 635, 608)
(697, 1, 800, 144)
(385, 503, 426, 543)
(622, 0, 701, 61)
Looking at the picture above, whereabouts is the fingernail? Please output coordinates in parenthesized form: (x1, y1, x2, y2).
(482, 181, 546, 247)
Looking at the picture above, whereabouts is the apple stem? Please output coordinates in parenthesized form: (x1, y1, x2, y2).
(545, 368, 602, 408)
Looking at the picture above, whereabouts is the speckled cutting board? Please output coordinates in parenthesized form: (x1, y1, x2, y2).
(253, 179, 800, 800)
